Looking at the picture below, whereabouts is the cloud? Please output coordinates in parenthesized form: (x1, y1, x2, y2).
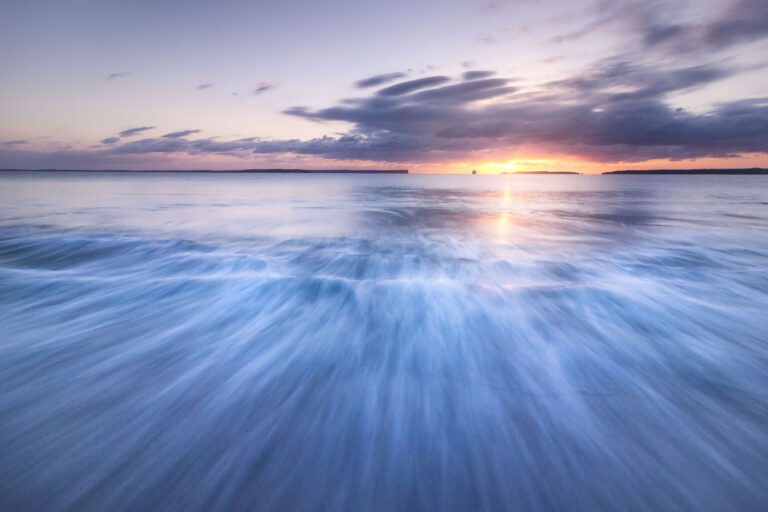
(162, 129, 201, 139)
(701, 0, 768, 47)
(377, 76, 451, 96)
(642, 23, 687, 47)
(463, 70, 496, 80)
(411, 78, 515, 103)
(118, 126, 155, 137)
(103, 137, 260, 155)
(355, 73, 407, 88)
(106, 71, 130, 81)
(547, 61, 734, 102)
(108, 138, 192, 155)
(7, 46, 768, 169)
(79, 61, 761, 165)
(254, 82, 275, 95)
(569, 0, 768, 55)
(196, 83, 213, 90)
(267, 100, 768, 163)
(0, 146, 233, 170)
(269, 60, 768, 163)
(3, 140, 27, 146)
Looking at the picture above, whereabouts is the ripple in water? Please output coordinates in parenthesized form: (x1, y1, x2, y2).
(1, 172, 767, 511)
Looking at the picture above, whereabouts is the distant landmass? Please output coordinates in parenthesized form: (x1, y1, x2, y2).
(500, 171, 581, 175)
(0, 168, 408, 174)
(604, 168, 768, 175)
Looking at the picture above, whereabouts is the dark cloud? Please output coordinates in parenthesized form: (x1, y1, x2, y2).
(269, 60, 768, 163)
(188, 139, 260, 153)
(100, 137, 120, 144)
(642, 23, 687, 47)
(106, 71, 129, 81)
(463, 70, 496, 80)
(0, 146, 213, 170)
(196, 83, 213, 90)
(118, 126, 155, 137)
(584, 0, 768, 55)
(250, 133, 470, 161)
(355, 73, 407, 88)
(411, 79, 515, 103)
(702, 0, 768, 48)
(162, 129, 201, 139)
(3, 140, 27, 146)
(108, 138, 189, 155)
(548, 61, 733, 102)
(651, 0, 768, 52)
(254, 82, 275, 95)
(103, 137, 260, 155)
(377, 76, 451, 96)
(267, 98, 768, 163)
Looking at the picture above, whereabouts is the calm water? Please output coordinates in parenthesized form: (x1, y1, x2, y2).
(1, 172, 767, 511)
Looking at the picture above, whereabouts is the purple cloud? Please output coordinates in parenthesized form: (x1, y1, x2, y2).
(162, 129, 201, 139)
(355, 73, 407, 88)
(60, 58, 764, 166)
(118, 126, 155, 137)
(463, 70, 496, 81)
(106, 71, 130, 81)
(267, 60, 767, 163)
(377, 76, 451, 97)
(568, 0, 768, 55)
(254, 82, 275, 95)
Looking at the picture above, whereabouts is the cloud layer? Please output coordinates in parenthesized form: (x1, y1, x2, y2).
(63, 58, 765, 166)
(4, 0, 768, 170)
(259, 59, 768, 163)
(16, 55, 765, 169)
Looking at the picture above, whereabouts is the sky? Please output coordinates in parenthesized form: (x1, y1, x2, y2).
(1, 0, 767, 173)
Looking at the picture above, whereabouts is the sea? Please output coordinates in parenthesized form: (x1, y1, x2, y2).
(1, 171, 767, 511)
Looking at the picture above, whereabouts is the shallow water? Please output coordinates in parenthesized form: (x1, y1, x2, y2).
(1, 172, 767, 511)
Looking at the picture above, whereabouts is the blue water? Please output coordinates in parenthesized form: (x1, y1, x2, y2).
(1, 172, 767, 511)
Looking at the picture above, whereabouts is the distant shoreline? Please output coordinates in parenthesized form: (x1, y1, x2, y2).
(603, 168, 768, 175)
(0, 168, 409, 174)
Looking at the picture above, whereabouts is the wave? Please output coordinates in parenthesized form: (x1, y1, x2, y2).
(1, 176, 768, 511)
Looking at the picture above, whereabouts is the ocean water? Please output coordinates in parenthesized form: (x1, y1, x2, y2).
(1, 171, 767, 512)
